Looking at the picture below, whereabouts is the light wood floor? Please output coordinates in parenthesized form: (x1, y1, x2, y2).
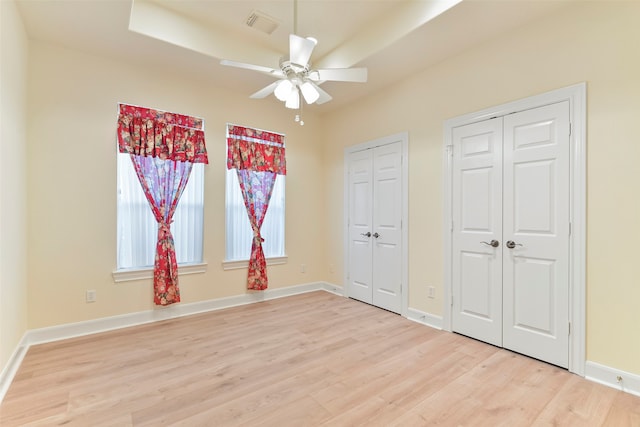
(1, 291, 639, 426)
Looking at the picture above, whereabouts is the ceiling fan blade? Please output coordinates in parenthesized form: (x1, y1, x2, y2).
(311, 82, 333, 105)
(311, 68, 368, 83)
(250, 81, 280, 99)
(289, 34, 316, 66)
(220, 59, 284, 78)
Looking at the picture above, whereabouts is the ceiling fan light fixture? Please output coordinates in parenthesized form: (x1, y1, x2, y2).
(274, 79, 294, 101)
(300, 81, 320, 104)
(285, 87, 300, 109)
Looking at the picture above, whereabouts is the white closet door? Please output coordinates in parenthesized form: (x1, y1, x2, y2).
(502, 101, 570, 368)
(348, 149, 374, 304)
(372, 142, 403, 313)
(451, 102, 570, 368)
(451, 118, 504, 346)
(347, 142, 403, 314)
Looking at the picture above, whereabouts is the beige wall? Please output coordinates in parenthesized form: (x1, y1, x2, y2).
(26, 41, 327, 328)
(0, 0, 29, 370)
(323, 1, 640, 376)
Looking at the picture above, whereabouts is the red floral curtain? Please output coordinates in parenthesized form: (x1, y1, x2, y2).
(227, 124, 286, 290)
(117, 104, 208, 305)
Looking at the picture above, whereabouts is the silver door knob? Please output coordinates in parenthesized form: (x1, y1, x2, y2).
(481, 240, 499, 248)
(360, 232, 371, 238)
(506, 240, 523, 249)
(373, 232, 380, 238)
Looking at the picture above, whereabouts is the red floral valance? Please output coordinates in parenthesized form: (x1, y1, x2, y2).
(117, 104, 208, 164)
(227, 124, 286, 175)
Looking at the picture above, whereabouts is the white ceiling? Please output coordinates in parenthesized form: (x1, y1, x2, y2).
(16, 0, 572, 113)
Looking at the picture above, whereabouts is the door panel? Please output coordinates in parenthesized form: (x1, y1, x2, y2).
(372, 142, 402, 313)
(513, 160, 555, 234)
(503, 101, 570, 368)
(512, 256, 555, 334)
(452, 118, 503, 346)
(461, 168, 494, 231)
(459, 251, 497, 320)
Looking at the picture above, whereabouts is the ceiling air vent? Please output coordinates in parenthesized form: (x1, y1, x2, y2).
(246, 10, 280, 35)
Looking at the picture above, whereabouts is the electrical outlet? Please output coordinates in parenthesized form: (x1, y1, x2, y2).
(301, 264, 306, 273)
(86, 290, 97, 303)
(427, 286, 435, 299)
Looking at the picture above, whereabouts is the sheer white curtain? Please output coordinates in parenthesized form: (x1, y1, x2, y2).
(225, 168, 285, 261)
(117, 153, 204, 269)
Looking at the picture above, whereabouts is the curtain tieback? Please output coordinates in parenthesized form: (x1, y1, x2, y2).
(159, 221, 173, 237)
(253, 233, 264, 244)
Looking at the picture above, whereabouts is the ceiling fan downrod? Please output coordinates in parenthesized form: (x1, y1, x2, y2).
(293, 0, 298, 35)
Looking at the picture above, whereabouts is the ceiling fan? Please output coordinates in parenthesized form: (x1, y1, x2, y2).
(220, 2, 367, 110)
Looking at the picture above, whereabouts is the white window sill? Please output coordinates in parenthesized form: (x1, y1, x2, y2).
(222, 256, 288, 271)
(113, 262, 208, 283)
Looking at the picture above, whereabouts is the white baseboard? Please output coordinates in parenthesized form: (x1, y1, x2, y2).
(0, 281, 343, 403)
(585, 361, 640, 397)
(23, 282, 342, 347)
(0, 338, 28, 405)
(406, 307, 443, 330)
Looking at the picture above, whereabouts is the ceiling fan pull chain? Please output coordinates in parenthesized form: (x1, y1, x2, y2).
(295, 98, 304, 125)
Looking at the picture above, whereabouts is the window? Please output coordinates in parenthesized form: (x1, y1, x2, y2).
(225, 169, 285, 261)
(225, 153, 285, 262)
(116, 153, 205, 270)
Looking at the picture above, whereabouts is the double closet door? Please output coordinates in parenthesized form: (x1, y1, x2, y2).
(347, 142, 403, 314)
(451, 101, 570, 368)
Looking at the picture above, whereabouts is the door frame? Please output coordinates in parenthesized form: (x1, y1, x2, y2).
(344, 132, 409, 317)
(442, 83, 586, 375)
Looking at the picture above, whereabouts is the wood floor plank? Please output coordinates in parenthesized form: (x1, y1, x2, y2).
(602, 392, 640, 426)
(532, 374, 621, 426)
(242, 396, 333, 427)
(1, 291, 639, 426)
